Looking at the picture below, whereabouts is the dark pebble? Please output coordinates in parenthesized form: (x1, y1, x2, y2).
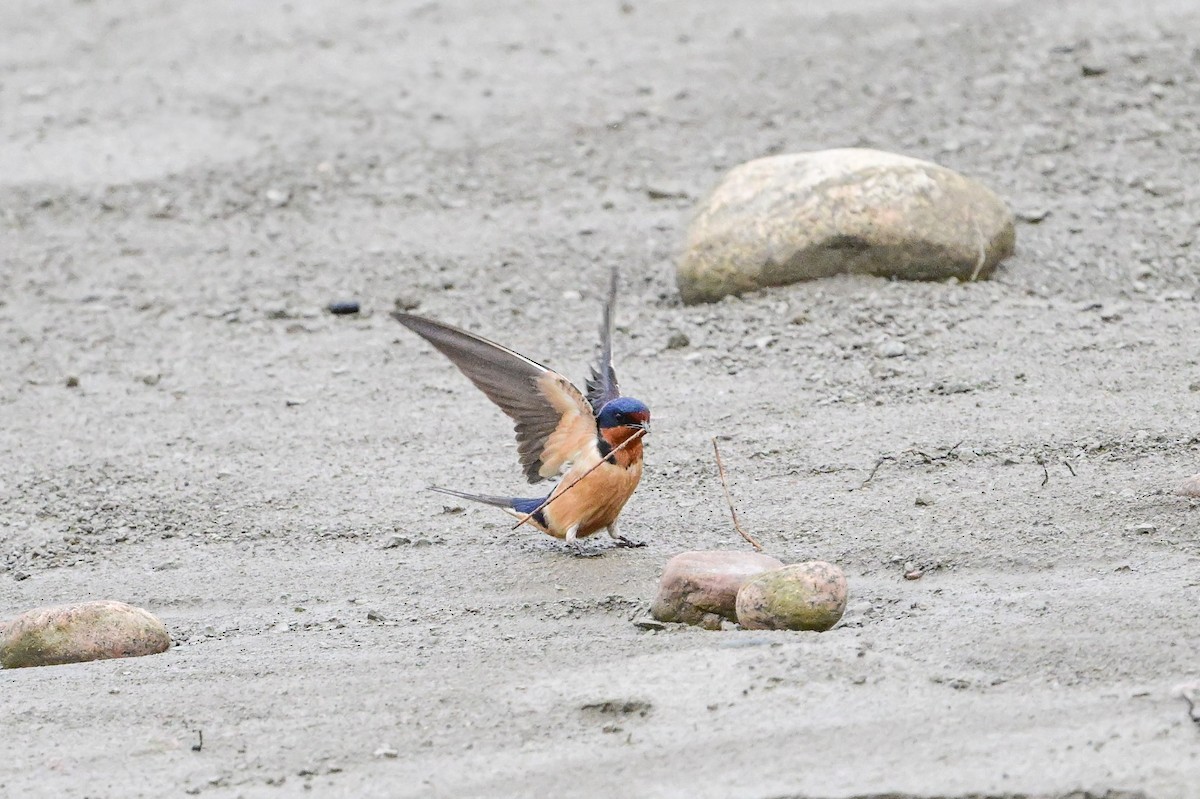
(665, 332, 690, 350)
(394, 296, 421, 311)
(327, 300, 360, 315)
(632, 618, 666, 631)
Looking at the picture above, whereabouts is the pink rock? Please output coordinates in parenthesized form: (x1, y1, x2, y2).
(1179, 474, 1200, 498)
(651, 550, 785, 630)
(1, 600, 171, 669)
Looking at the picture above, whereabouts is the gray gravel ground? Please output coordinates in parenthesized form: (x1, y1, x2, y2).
(3, 0, 1199, 796)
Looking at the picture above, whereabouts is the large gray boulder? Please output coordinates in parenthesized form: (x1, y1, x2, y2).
(678, 149, 1016, 304)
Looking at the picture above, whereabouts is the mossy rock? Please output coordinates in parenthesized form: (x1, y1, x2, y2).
(735, 561, 848, 632)
(1, 600, 171, 669)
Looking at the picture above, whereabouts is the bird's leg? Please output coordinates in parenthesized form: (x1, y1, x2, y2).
(607, 520, 645, 548)
(565, 524, 584, 554)
(565, 524, 600, 558)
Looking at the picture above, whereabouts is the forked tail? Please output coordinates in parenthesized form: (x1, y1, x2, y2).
(428, 486, 548, 517)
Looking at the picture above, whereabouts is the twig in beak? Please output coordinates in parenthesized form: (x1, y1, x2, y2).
(511, 428, 647, 531)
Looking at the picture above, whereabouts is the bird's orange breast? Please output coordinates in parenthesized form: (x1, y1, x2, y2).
(541, 451, 643, 539)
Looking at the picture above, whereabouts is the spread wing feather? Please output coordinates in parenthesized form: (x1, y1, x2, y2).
(584, 267, 621, 413)
(391, 312, 597, 483)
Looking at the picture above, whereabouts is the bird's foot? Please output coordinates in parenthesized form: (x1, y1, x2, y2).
(605, 522, 644, 548)
(563, 524, 598, 557)
(569, 544, 604, 559)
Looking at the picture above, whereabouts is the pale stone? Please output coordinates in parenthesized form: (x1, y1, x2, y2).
(678, 149, 1016, 303)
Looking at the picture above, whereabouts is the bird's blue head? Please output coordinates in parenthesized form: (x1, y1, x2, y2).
(596, 397, 651, 431)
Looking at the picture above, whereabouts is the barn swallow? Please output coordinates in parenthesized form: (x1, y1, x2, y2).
(391, 269, 650, 548)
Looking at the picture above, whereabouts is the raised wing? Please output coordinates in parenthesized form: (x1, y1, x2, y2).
(584, 267, 621, 413)
(391, 312, 597, 483)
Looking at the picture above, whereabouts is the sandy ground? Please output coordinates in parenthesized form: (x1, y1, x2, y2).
(3, 0, 1200, 796)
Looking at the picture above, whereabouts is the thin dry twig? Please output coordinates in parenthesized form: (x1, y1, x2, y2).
(1184, 693, 1198, 723)
(969, 221, 987, 282)
(1180, 684, 1200, 727)
(1064, 461, 1076, 477)
(858, 440, 964, 489)
(511, 429, 646, 531)
(711, 437, 763, 552)
(860, 455, 897, 487)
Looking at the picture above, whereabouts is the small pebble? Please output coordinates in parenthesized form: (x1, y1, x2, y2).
(373, 747, 399, 759)
(328, 300, 360, 315)
(1178, 474, 1200, 498)
(265, 188, 291, 208)
(665, 332, 690, 350)
(65, 375, 80, 388)
(877, 340, 906, 358)
(646, 184, 689, 200)
(1129, 523, 1157, 535)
